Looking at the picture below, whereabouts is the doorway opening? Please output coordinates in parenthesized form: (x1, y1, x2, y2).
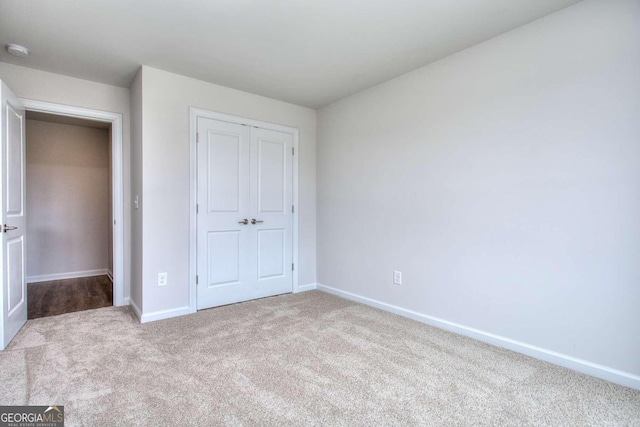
(25, 111, 113, 318)
(20, 99, 125, 318)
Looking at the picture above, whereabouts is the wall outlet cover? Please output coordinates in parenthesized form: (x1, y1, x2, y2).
(393, 270, 402, 285)
(158, 272, 168, 287)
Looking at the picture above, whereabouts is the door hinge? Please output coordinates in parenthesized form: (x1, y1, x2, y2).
(196, 275, 199, 285)
(292, 205, 294, 213)
(292, 147, 295, 156)
(196, 204, 199, 214)
(292, 263, 294, 271)
(196, 133, 199, 143)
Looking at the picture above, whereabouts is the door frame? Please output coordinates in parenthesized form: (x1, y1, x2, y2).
(189, 108, 299, 313)
(20, 99, 126, 306)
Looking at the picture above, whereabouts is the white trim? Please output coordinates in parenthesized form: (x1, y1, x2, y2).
(191, 109, 303, 135)
(19, 99, 126, 307)
(106, 269, 113, 282)
(188, 110, 198, 314)
(316, 283, 640, 391)
(291, 129, 299, 294)
(129, 298, 142, 321)
(188, 108, 300, 313)
(27, 269, 109, 284)
(295, 283, 317, 293)
(140, 306, 191, 323)
(123, 297, 130, 306)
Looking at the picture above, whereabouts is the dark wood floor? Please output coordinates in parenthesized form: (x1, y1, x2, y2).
(28, 275, 113, 319)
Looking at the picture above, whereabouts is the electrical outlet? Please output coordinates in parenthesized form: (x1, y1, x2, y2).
(158, 272, 168, 287)
(393, 270, 402, 285)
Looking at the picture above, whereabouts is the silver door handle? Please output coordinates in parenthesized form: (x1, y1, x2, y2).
(238, 219, 249, 225)
(3, 224, 17, 233)
(251, 219, 264, 225)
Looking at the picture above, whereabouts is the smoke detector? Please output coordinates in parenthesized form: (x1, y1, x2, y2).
(6, 44, 29, 57)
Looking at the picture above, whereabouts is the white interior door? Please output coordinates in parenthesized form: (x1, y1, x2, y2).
(197, 118, 293, 309)
(0, 81, 27, 349)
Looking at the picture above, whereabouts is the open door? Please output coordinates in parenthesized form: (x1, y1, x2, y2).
(0, 81, 27, 349)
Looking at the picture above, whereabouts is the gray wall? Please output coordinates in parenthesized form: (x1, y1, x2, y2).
(137, 66, 316, 317)
(26, 119, 110, 278)
(317, 0, 640, 376)
(130, 68, 143, 311)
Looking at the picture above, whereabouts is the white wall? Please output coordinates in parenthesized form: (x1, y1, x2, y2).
(0, 62, 132, 299)
(26, 119, 110, 279)
(138, 66, 316, 317)
(317, 0, 640, 381)
(129, 69, 143, 312)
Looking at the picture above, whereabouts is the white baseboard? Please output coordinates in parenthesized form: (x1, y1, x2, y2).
(140, 306, 192, 324)
(316, 283, 640, 391)
(295, 282, 317, 293)
(27, 269, 110, 284)
(129, 298, 142, 321)
(123, 297, 130, 306)
(106, 270, 113, 281)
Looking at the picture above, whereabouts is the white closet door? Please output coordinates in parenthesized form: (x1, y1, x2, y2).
(197, 118, 251, 309)
(197, 118, 293, 309)
(249, 127, 293, 299)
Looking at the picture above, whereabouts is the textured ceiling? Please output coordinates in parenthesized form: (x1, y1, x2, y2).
(0, 0, 581, 108)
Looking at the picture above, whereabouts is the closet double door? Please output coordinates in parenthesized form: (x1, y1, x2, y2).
(197, 118, 293, 309)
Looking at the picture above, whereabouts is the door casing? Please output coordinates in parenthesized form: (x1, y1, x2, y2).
(20, 99, 126, 307)
(189, 108, 299, 313)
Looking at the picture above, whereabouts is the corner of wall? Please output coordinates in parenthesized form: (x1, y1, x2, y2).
(129, 67, 144, 316)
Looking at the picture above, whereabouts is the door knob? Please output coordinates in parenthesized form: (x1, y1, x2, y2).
(3, 224, 17, 233)
(238, 219, 249, 225)
(251, 219, 264, 225)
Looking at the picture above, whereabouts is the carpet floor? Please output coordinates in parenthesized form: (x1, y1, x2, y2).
(0, 290, 638, 426)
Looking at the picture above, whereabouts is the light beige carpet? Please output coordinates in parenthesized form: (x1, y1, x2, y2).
(0, 291, 638, 426)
